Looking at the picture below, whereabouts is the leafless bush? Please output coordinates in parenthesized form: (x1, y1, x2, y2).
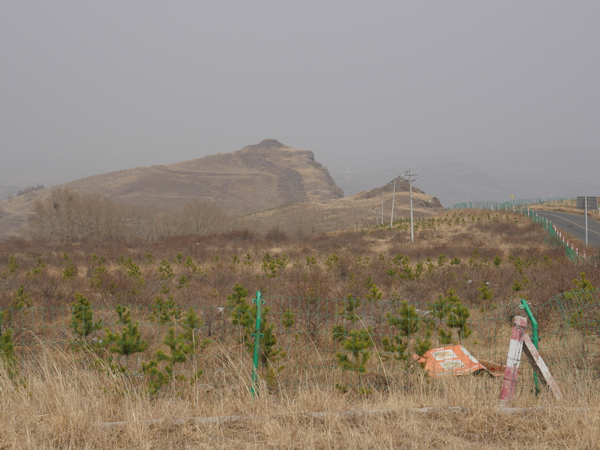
(28, 188, 231, 242)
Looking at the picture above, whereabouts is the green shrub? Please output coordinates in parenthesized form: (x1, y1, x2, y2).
(262, 253, 289, 278)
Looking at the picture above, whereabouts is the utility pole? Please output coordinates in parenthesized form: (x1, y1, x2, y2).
(585, 196, 588, 247)
(390, 179, 396, 226)
(381, 190, 384, 226)
(402, 167, 418, 243)
(577, 196, 597, 247)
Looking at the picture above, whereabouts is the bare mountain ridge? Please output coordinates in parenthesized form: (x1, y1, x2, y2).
(0, 139, 345, 237)
(57, 139, 343, 214)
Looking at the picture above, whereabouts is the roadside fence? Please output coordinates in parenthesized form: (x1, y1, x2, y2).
(450, 197, 587, 262)
(450, 197, 576, 211)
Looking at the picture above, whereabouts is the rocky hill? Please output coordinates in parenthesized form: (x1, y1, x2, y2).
(0, 139, 344, 238)
(58, 139, 343, 214)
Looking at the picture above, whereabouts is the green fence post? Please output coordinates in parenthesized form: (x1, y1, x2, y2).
(520, 299, 540, 394)
(250, 291, 264, 399)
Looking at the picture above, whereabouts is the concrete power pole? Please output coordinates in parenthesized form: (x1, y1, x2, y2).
(402, 167, 418, 243)
(390, 179, 396, 226)
(585, 196, 588, 247)
(381, 190, 384, 226)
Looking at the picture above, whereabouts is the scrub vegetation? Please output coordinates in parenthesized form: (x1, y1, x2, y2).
(1, 209, 599, 448)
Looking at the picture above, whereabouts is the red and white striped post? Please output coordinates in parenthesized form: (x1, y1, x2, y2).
(500, 316, 528, 405)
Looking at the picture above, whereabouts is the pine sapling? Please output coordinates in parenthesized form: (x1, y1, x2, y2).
(27, 257, 46, 276)
(71, 292, 102, 344)
(447, 304, 472, 339)
(150, 285, 181, 324)
(478, 283, 493, 303)
(142, 308, 210, 396)
(119, 257, 145, 288)
(61, 253, 78, 280)
(282, 309, 295, 329)
(428, 288, 471, 345)
(364, 277, 383, 302)
(332, 295, 373, 373)
(261, 253, 289, 278)
(101, 305, 148, 373)
(7, 255, 19, 274)
(383, 301, 420, 361)
(12, 284, 31, 310)
(158, 259, 175, 280)
(0, 328, 17, 379)
(573, 272, 594, 291)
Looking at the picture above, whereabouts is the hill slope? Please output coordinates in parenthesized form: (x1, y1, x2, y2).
(0, 139, 344, 238)
(58, 139, 343, 214)
(238, 176, 443, 235)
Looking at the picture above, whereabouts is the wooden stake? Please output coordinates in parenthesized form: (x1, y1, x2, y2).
(523, 333, 563, 400)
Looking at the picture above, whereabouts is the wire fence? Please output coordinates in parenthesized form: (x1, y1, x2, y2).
(526, 208, 583, 262)
(2, 290, 599, 398)
(450, 197, 586, 262)
(533, 289, 600, 391)
(450, 197, 577, 211)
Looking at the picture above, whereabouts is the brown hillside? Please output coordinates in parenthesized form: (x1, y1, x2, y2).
(0, 139, 343, 238)
(59, 139, 343, 213)
(238, 176, 444, 235)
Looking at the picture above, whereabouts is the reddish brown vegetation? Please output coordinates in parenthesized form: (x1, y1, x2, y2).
(1, 211, 597, 313)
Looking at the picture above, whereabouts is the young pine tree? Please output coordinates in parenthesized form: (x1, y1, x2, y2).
(331, 295, 373, 373)
(71, 292, 102, 342)
(101, 305, 148, 373)
(142, 308, 210, 396)
(427, 288, 472, 344)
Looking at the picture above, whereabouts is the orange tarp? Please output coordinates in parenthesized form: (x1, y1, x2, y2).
(414, 345, 488, 377)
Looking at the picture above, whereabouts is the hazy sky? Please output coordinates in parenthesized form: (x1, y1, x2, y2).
(2, 1, 599, 187)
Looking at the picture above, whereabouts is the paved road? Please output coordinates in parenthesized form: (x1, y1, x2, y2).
(534, 210, 600, 248)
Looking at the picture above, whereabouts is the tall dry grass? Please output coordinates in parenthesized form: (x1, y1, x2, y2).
(1, 345, 600, 449)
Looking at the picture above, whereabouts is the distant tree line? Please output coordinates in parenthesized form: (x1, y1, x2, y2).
(29, 188, 231, 241)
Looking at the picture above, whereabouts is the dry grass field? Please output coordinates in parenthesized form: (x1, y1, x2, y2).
(1, 209, 599, 448)
(3, 350, 600, 449)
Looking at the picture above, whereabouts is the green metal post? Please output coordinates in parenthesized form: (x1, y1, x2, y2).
(520, 299, 540, 394)
(250, 291, 264, 398)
